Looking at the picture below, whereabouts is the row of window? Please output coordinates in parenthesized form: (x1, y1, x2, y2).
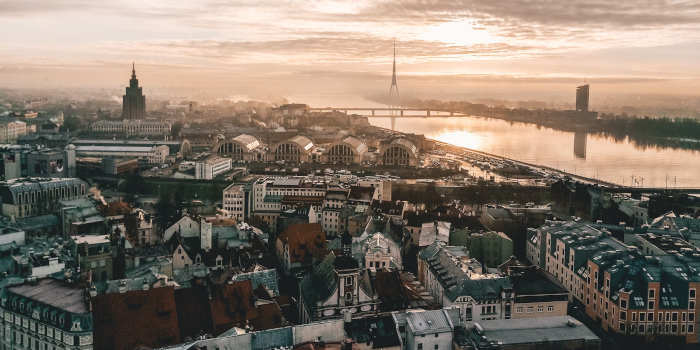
(623, 310, 695, 323)
(515, 305, 555, 313)
(622, 322, 694, 335)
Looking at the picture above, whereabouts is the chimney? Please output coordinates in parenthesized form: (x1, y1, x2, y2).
(118, 280, 128, 293)
(200, 218, 212, 251)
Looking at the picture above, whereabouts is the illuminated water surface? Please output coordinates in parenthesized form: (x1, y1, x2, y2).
(369, 116, 700, 188)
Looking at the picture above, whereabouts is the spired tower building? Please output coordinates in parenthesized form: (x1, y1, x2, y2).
(122, 62, 146, 119)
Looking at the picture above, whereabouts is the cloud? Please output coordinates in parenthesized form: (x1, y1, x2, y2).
(356, 0, 700, 27)
(135, 34, 540, 67)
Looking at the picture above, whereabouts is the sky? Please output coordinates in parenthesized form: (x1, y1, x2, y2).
(2, 0, 700, 105)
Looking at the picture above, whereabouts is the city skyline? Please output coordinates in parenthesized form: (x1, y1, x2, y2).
(2, 0, 700, 103)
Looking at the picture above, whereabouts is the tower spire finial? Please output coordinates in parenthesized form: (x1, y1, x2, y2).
(131, 62, 136, 79)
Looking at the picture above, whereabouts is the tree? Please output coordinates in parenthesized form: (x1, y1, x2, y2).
(122, 173, 147, 202)
(155, 191, 177, 230)
(171, 121, 184, 138)
(124, 213, 139, 245)
(60, 113, 81, 133)
(173, 183, 186, 207)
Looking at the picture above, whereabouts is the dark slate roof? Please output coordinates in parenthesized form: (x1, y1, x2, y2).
(251, 326, 293, 350)
(348, 186, 374, 202)
(445, 277, 512, 302)
(334, 255, 359, 270)
(8, 278, 88, 314)
(510, 268, 568, 303)
(300, 253, 338, 308)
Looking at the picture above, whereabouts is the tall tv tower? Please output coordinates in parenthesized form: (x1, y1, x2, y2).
(389, 39, 400, 130)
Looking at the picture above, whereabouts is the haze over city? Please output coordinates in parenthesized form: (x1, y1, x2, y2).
(4, 2, 700, 350)
(3, 0, 700, 106)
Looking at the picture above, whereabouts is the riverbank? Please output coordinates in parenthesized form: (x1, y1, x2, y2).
(400, 98, 700, 152)
(364, 120, 621, 188)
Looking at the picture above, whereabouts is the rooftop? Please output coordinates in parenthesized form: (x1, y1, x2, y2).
(467, 316, 599, 345)
(75, 145, 166, 153)
(8, 278, 89, 314)
(405, 309, 453, 335)
(72, 234, 110, 245)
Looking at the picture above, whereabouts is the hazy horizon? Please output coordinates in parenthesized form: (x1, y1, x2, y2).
(3, 0, 700, 107)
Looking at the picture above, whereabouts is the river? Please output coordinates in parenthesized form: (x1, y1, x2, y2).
(368, 116, 700, 188)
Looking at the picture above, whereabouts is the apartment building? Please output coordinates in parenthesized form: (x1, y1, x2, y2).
(527, 220, 700, 344)
(418, 241, 513, 323)
(0, 177, 88, 218)
(0, 120, 27, 143)
(0, 279, 94, 350)
(90, 119, 171, 137)
(321, 188, 349, 238)
(194, 156, 232, 180)
(222, 183, 247, 222)
(251, 177, 327, 230)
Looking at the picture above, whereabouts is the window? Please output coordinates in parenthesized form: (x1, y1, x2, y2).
(547, 305, 554, 312)
(690, 300, 696, 310)
(434, 345, 439, 350)
(648, 301, 655, 310)
(620, 300, 627, 309)
(620, 323, 625, 331)
(639, 325, 645, 333)
(435, 334, 438, 338)
(537, 305, 544, 312)
(672, 325, 678, 333)
(516, 307, 523, 313)
(672, 312, 678, 321)
(632, 313, 637, 321)
(691, 289, 696, 299)
(620, 311, 626, 320)
(648, 289, 655, 298)
(689, 325, 694, 334)
(648, 312, 653, 321)
(640, 313, 645, 322)
(690, 313, 695, 322)
(417, 344, 422, 350)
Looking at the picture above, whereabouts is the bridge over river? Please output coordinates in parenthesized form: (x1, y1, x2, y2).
(309, 107, 466, 118)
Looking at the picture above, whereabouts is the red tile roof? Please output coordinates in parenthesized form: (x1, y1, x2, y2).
(208, 280, 258, 335)
(92, 286, 180, 350)
(277, 223, 327, 264)
(250, 302, 285, 331)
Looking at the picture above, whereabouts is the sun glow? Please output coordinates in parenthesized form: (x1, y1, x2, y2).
(419, 20, 496, 46)
(434, 130, 485, 150)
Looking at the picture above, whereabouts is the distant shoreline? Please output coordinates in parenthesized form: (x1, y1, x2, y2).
(370, 97, 700, 153)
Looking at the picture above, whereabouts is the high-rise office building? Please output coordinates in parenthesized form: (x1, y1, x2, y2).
(122, 63, 146, 119)
(576, 84, 589, 112)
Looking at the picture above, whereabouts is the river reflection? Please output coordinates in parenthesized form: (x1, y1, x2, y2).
(369, 116, 700, 188)
(574, 132, 587, 160)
